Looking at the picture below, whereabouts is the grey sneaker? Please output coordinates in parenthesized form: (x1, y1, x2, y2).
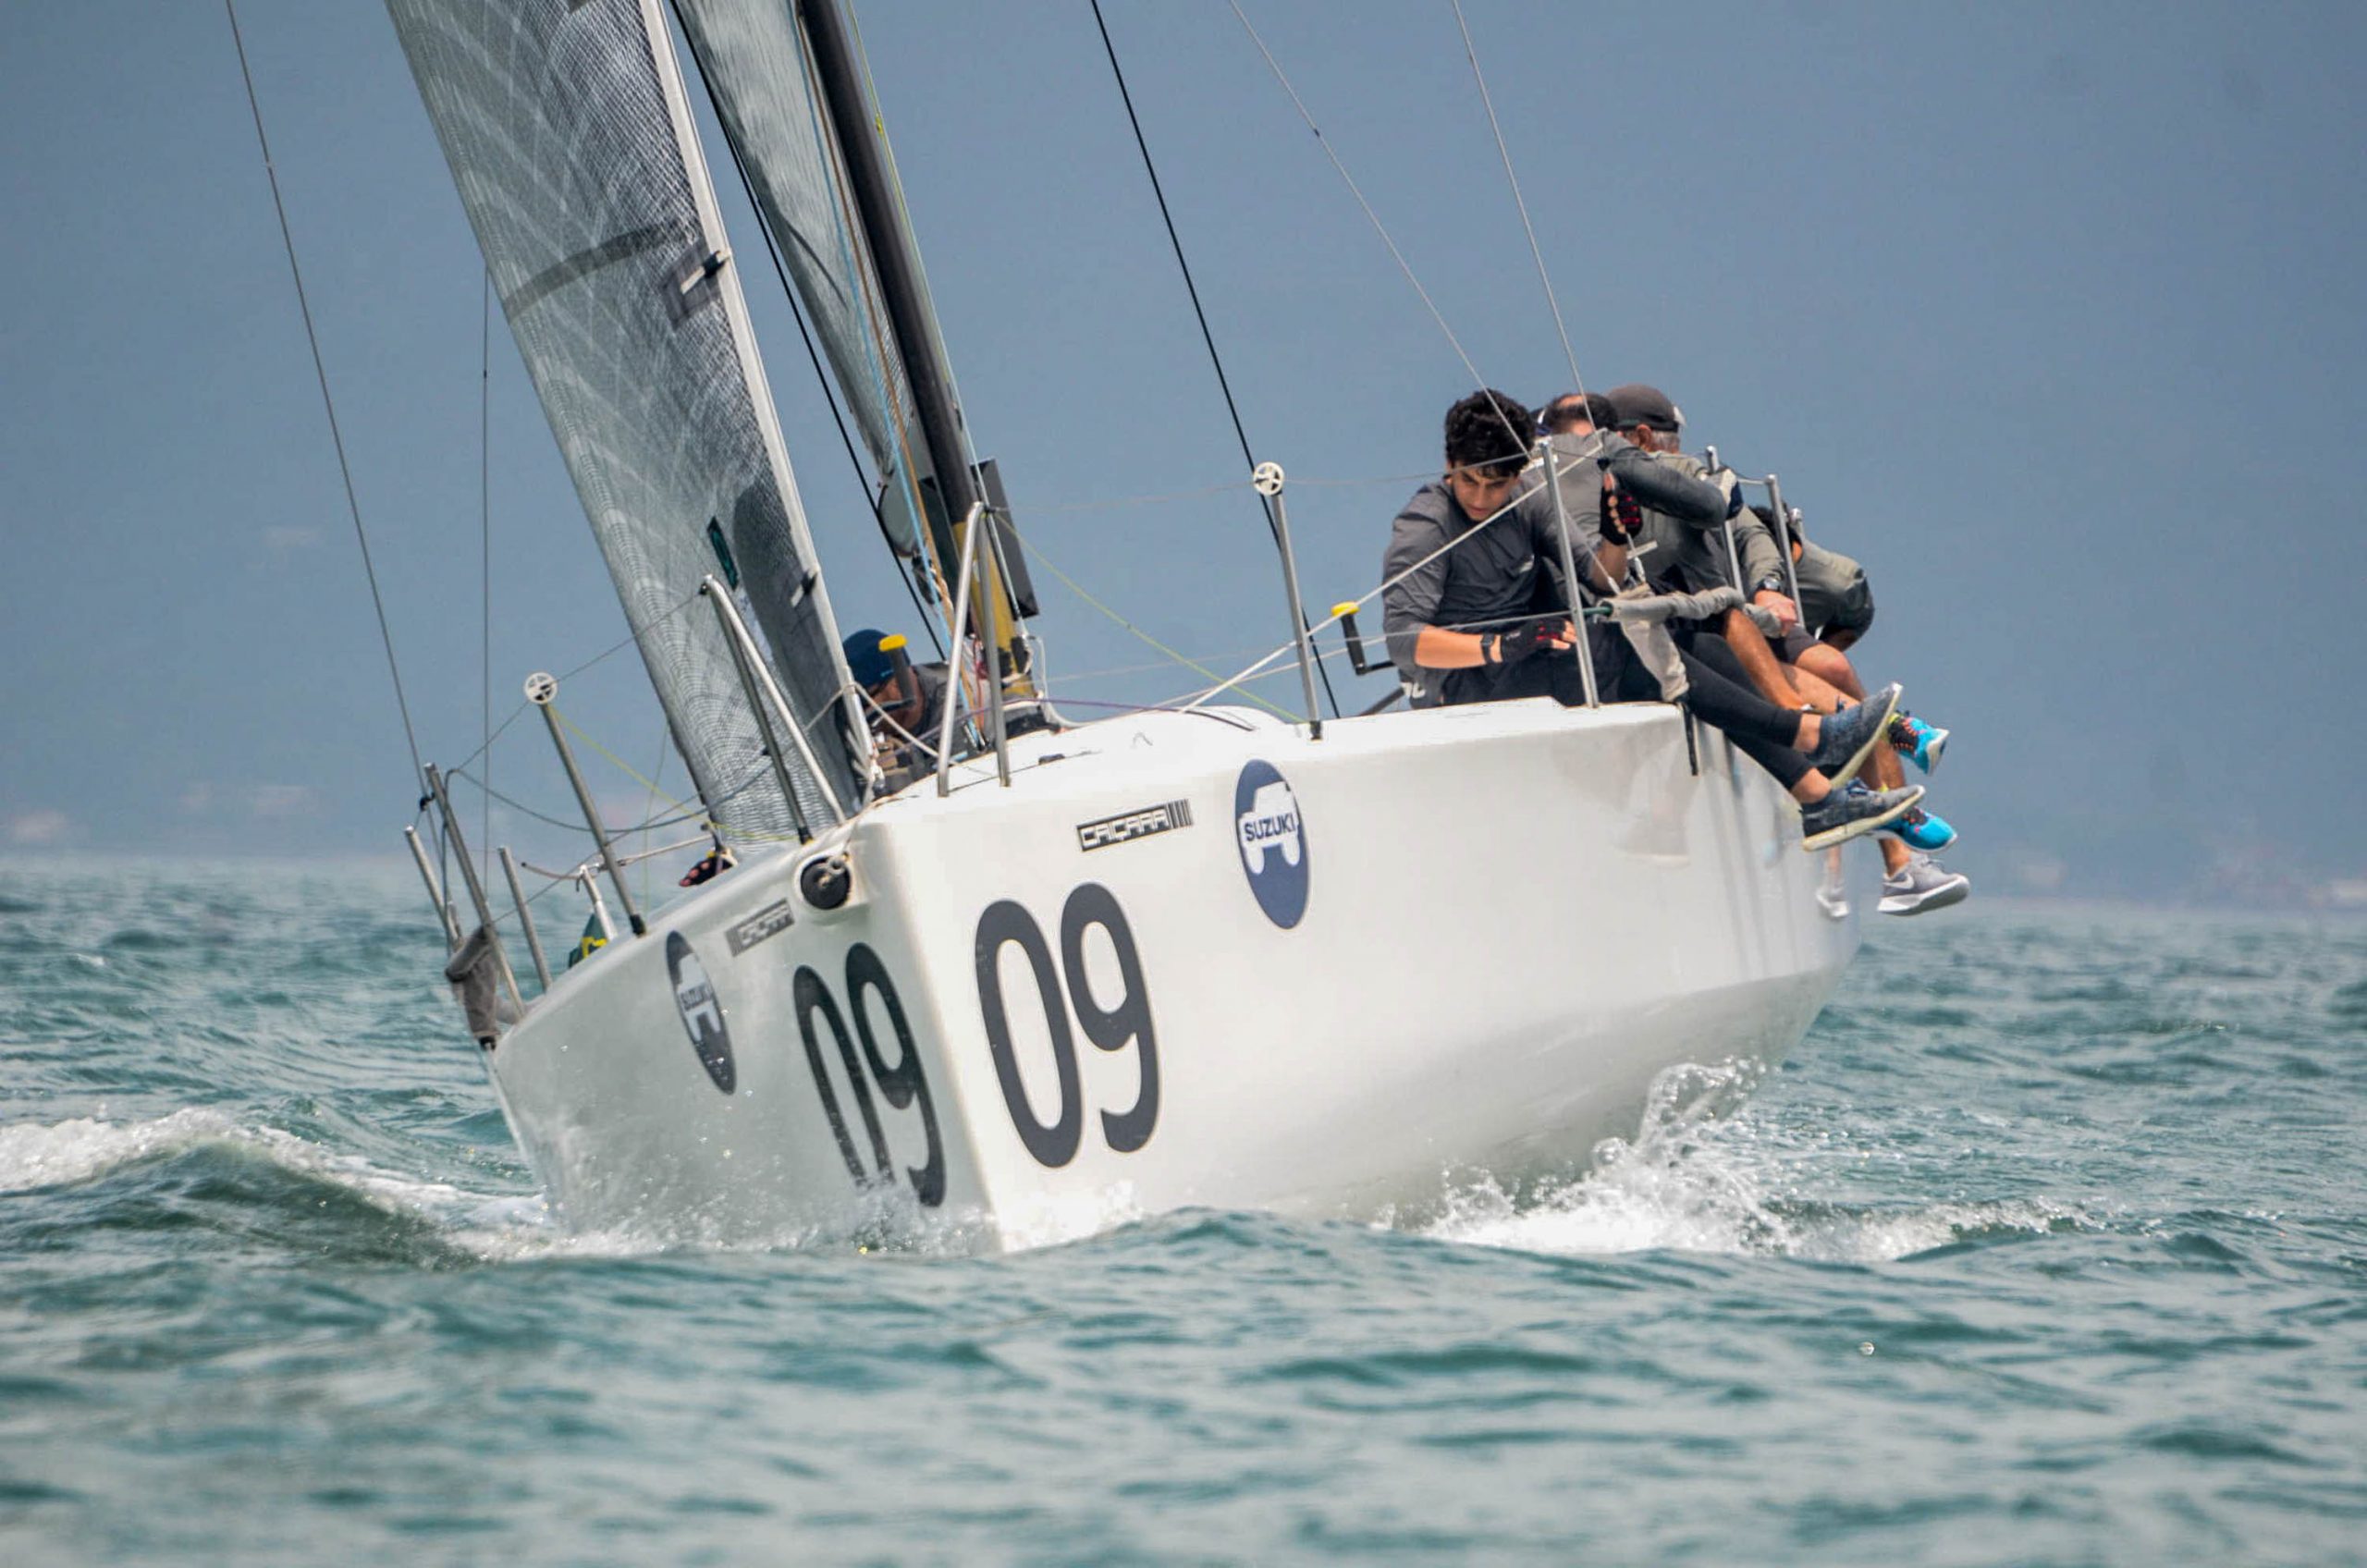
(1878, 852, 1970, 916)
(1806, 683, 1903, 787)
(1800, 779, 1923, 851)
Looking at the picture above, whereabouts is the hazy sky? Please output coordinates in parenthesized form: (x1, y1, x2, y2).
(4, 2, 2362, 903)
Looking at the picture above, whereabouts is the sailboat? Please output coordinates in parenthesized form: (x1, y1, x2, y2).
(384, 0, 1858, 1248)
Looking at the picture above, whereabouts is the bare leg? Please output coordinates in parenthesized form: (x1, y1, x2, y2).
(1721, 608, 1805, 709)
(1797, 642, 1862, 700)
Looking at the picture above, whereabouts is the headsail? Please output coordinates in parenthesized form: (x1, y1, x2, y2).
(671, 0, 933, 552)
(386, 0, 868, 833)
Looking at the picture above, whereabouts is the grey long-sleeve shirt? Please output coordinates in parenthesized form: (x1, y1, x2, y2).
(1380, 474, 1570, 694)
(1517, 434, 1739, 594)
(1622, 450, 1784, 598)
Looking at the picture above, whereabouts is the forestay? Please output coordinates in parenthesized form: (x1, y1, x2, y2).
(386, 0, 867, 833)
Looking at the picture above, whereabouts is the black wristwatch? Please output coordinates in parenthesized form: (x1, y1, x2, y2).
(1755, 575, 1785, 596)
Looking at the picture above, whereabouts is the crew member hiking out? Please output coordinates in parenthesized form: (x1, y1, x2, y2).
(1588, 385, 1968, 915)
(1380, 390, 1921, 850)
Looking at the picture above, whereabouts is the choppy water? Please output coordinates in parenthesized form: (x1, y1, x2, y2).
(4, 861, 2363, 1565)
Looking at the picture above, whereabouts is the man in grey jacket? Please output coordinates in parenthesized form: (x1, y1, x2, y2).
(1380, 389, 1920, 850)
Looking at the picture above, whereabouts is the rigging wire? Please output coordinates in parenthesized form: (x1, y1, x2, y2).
(1226, 2, 1525, 451)
(665, 1, 947, 660)
(1184, 461, 1551, 712)
(225, 0, 426, 791)
(1091, 0, 1341, 721)
(1449, 0, 1584, 398)
(480, 268, 493, 874)
(641, 720, 669, 904)
(996, 514, 1294, 720)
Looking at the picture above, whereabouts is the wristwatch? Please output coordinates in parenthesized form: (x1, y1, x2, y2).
(1755, 575, 1785, 596)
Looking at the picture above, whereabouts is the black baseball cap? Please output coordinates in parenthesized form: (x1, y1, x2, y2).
(1604, 383, 1684, 434)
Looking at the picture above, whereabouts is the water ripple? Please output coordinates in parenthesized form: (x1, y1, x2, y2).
(3, 864, 2365, 1563)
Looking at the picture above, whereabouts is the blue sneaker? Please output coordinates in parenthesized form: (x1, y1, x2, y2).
(1889, 713, 1948, 776)
(1887, 804, 1957, 853)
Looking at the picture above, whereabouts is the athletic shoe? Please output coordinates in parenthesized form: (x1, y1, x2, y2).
(1805, 683, 1902, 787)
(1887, 804, 1957, 853)
(1815, 880, 1851, 921)
(1800, 779, 1923, 851)
(1877, 852, 1970, 916)
(1889, 713, 1948, 776)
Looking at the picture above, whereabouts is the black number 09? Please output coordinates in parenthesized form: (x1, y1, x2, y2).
(794, 944, 945, 1207)
(975, 883, 1159, 1168)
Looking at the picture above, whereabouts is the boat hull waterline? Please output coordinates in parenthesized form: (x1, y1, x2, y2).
(484, 700, 1859, 1250)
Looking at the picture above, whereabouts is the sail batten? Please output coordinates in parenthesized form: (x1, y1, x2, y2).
(386, 0, 867, 836)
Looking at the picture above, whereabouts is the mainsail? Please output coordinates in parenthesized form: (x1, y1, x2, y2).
(386, 0, 868, 833)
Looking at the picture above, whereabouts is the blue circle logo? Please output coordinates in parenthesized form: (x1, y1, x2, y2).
(1233, 760, 1309, 929)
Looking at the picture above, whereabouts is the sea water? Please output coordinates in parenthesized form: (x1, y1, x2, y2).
(3, 861, 2362, 1565)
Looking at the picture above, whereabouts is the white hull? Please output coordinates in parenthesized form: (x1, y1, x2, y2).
(484, 699, 1858, 1249)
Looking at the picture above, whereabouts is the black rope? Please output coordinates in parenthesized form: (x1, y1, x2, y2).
(226, 0, 428, 789)
(667, 0, 946, 661)
(1090, 0, 1341, 720)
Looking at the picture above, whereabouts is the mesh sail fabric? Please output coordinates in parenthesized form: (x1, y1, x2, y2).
(672, 0, 915, 496)
(386, 0, 865, 833)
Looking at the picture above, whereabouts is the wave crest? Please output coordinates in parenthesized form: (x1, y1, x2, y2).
(1421, 1060, 2087, 1263)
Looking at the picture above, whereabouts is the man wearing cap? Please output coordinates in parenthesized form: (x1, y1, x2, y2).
(842, 627, 949, 771)
(1381, 389, 1923, 851)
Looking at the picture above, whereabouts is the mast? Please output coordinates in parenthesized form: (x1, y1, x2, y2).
(796, 0, 979, 582)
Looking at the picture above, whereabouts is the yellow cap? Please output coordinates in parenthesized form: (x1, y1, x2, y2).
(879, 633, 908, 653)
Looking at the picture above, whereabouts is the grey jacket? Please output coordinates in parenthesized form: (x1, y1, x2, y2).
(1521, 435, 1741, 595)
(1623, 451, 1785, 598)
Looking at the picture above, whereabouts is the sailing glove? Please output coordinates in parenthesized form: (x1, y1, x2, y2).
(1490, 620, 1554, 665)
(1600, 489, 1644, 545)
